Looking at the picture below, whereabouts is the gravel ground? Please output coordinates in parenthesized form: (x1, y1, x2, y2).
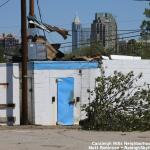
(0, 126, 150, 150)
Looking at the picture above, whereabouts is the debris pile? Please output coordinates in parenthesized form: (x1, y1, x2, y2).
(28, 16, 69, 60)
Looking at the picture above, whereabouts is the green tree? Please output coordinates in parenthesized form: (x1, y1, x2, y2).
(81, 69, 150, 131)
(141, 3, 150, 40)
(0, 46, 5, 63)
(73, 42, 105, 57)
(65, 42, 109, 60)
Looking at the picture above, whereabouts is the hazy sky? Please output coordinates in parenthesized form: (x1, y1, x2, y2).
(0, 0, 149, 48)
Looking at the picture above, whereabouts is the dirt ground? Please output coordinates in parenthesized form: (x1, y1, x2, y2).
(0, 126, 150, 150)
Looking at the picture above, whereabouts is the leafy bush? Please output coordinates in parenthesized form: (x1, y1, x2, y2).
(0, 46, 5, 63)
(81, 69, 150, 131)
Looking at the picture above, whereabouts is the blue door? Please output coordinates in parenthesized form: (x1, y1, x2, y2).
(57, 77, 74, 125)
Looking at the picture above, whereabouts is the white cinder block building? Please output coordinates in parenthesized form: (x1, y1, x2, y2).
(1, 60, 150, 126)
(0, 63, 20, 125)
(27, 60, 150, 126)
(28, 61, 100, 125)
(102, 60, 150, 86)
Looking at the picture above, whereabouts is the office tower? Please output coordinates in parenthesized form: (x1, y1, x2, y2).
(91, 13, 117, 50)
(80, 27, 91, 48)
(72, 15, 82, 51)
(72, 15, 91, 51)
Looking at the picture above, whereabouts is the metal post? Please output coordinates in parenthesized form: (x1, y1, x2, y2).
(21, 0, 28, 125)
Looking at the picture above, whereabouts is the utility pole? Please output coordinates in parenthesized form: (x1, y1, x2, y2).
(30, 0, 34, 16)
(21, 0, 28, 125)
(29, 0, 35, 29)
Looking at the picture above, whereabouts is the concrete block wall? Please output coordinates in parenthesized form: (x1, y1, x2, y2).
(102, 60, 150, 86)
(29, 63, 99, 125)
(0, 63, 20, 125)
(28, 60, 150, 126)
(3, 60, 150, 126)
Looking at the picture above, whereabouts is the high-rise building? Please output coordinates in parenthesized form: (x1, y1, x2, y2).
(80, 28, 91, 48)
(91, 13, 117, 50)
(72, 15, 82, 51)
(72, 16, 91, 51)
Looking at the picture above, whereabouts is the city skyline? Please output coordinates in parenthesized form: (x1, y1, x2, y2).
(72, 13, 118, 52)
(0, 0, 149, 52)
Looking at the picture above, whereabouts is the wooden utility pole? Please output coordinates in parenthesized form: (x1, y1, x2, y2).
(29, 0, 35, 29)
(21, 0, 28, 125)
(30, 0, 34, 16)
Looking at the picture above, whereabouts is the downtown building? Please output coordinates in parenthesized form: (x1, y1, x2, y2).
(72, 16, 91, 51)
(91, 13, 117, 50)
(0, 34, 19, 49)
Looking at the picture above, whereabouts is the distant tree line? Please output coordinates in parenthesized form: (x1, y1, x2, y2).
(65, 40, 150, 59)
(117, 39, 150, 59)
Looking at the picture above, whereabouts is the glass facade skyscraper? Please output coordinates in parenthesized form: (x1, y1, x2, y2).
(80, 28, 91, 48)
(72, 16, 91, 52)
(72, 16, 82, 51)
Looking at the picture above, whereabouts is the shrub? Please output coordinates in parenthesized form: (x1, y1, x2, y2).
(81, 69, 150, 131)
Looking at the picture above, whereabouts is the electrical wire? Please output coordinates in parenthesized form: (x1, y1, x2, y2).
(58, 30, 143, 46)
(69, 29, 141, 32)
(60, 34, 145, 49)
(0, 0, 11, 8)
(60, 30, 149, 48)
(68, 28, 142, 32)
(36, 0, 46, 38)
(60, 30, 141, 45)
(28, 27, 142, 38)
(69, 29, 141, 36)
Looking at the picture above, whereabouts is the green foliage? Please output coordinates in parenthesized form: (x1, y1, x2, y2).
(141, 3, 150, 40)
(118, 40, 150, 59)
(138, 4, 150, 59)
(117, 4, 150, 58)
(0, 46, 5, 63)
(71, 42, 106, 57)
(81, 69, 150, 131)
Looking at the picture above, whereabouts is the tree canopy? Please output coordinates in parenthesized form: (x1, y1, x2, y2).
(141, 3, 150, 40)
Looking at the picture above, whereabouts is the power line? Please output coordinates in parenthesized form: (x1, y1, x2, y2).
(36, 0, 46, 38)
(0, 0, 11, 8)
(59, 30, 142, 46)
(60, 34, 144, 49)
(68, 29, 141, 32)
(36, 0, 43, 23)
(67, 29, 142, 38)
(69, 30, 141, 34)
(68, 29, 141, 37)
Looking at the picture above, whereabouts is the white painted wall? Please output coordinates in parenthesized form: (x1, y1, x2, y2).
(102, 60, 150, 86)
(29, 60, 150, 126)
(0, 63, 20, 125)
(27, 64, 34, 124)
(29, 67, 99, 125)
